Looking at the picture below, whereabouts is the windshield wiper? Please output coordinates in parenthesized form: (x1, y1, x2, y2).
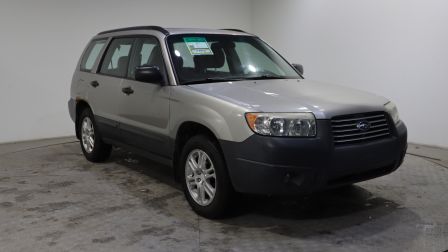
(243, 74, 290, 80)
(181, 77, 245, 85)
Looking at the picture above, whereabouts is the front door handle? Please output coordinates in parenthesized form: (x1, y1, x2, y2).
(90, 81, 99, 88)
(122, 86, 134, 95)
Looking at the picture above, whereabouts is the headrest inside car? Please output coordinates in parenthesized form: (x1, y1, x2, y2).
(193, 43, 225, 71)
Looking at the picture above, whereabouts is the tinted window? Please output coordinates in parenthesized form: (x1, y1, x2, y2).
(100, 38, 135, 78)
(128, 37, 165, 79)
(80, 39, 107, 71)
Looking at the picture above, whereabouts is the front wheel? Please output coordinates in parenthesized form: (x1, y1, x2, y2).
(180, 135, 233, 218)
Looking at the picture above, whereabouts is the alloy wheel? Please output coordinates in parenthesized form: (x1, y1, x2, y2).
(185, 149, 217, 206)
(81, 117, 95, 153)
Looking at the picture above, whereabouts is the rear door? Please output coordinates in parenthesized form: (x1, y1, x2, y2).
(118, 36, 172, 159)
(76, 38, 108, 109)
(92, 37, 135, 141)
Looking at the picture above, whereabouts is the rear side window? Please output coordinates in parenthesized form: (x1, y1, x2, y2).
(80, 39, 107, 72)
(100, 38, 135, 78)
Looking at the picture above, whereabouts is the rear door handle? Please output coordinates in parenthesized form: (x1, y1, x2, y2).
(90, 81, 99, 88)
(122, 86, 134, 95)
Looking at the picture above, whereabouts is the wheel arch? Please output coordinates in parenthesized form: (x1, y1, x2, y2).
(173, 121, 226, 182)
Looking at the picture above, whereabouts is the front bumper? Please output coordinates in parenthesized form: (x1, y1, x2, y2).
(220, 120, 407, 195)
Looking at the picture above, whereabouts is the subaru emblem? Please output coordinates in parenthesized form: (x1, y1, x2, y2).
(356, 121, 371, 131)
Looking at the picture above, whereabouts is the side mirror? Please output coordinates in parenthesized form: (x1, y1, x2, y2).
(292, 63, 304, 75)
(135, 65, 164, 84)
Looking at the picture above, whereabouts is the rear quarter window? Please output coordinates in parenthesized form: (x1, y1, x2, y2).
(80, 39, 107, 72)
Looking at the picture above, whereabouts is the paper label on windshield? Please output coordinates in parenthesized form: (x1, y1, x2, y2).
(183, 37, 213, 55)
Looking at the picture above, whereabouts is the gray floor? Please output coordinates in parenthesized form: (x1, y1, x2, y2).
(0, 137, 447, 252)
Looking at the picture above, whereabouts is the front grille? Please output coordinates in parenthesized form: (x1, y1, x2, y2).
(331, 112, 392, 145)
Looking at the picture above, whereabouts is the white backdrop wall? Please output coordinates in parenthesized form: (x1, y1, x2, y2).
(251, 0, 448, 148)
(1, 0, 448, 148)
(0, 0, 252, 143)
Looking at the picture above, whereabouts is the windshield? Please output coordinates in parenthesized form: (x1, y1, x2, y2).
(167, 34, 301, 85)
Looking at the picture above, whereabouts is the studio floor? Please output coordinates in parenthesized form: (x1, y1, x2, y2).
(0, 137, 447, 252)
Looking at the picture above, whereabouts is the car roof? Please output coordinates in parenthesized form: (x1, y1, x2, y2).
(165, 28, 249, 35)
(97, 26, 252, 37)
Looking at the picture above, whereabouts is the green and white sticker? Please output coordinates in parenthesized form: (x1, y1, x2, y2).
(183, 37, 214, 55)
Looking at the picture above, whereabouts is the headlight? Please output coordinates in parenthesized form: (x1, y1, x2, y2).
(245, 113, 316, 137)
(384, 101, 400, 124)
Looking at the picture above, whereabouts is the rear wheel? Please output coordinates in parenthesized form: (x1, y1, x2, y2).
(180, 135, 233, 218)
(78, 108, 111, 162)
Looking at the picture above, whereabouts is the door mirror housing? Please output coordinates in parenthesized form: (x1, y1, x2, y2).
(135, 65, 164, 84)
(292, 63, 304, 75)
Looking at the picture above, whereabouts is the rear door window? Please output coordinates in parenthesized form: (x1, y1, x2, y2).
(80, 39, 107, 72)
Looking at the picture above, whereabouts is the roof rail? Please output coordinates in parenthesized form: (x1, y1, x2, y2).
(220, 28, 247, 33)
(98, 26, 169, 35)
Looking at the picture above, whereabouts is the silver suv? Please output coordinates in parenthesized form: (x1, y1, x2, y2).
(69, 26, 407, 218)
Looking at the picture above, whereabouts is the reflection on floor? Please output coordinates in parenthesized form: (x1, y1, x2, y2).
(0, 137, 447, 252)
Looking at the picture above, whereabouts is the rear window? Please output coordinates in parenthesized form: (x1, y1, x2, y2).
(80, 39, 107, 72)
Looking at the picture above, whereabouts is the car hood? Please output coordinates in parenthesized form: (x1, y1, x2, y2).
(186, 79, 389, 119)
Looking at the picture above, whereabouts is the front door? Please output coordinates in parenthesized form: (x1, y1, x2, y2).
(118, 36, 171, 159)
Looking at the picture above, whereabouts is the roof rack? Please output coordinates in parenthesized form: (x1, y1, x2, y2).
(98, 26, 169, 35)
(220, 28, 247, 33)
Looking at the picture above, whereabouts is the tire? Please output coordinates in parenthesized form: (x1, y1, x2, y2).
(180, 135, 233, 219)
(78, 108, 112, 162)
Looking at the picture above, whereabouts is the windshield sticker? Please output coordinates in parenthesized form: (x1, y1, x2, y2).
(183, 37, 214, 55)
